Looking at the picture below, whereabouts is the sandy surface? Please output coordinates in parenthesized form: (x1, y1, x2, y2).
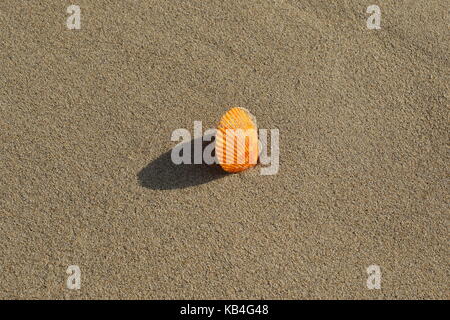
(0, 0, 448, 299)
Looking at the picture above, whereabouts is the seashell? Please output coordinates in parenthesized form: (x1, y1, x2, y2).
(215, 107, 259, 173)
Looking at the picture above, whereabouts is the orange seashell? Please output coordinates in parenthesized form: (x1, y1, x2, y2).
(215, 107, 259, 173)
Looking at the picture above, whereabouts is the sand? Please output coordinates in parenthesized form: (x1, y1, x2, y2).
(0, 0, 448, 299)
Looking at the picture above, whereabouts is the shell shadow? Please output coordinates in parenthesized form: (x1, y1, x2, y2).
(137, 135, 226, 190)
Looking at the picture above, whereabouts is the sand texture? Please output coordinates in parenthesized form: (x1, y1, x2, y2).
(0, 0, 448, 299)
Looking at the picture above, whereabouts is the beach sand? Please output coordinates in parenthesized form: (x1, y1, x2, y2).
(0, 0, 448, 299)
